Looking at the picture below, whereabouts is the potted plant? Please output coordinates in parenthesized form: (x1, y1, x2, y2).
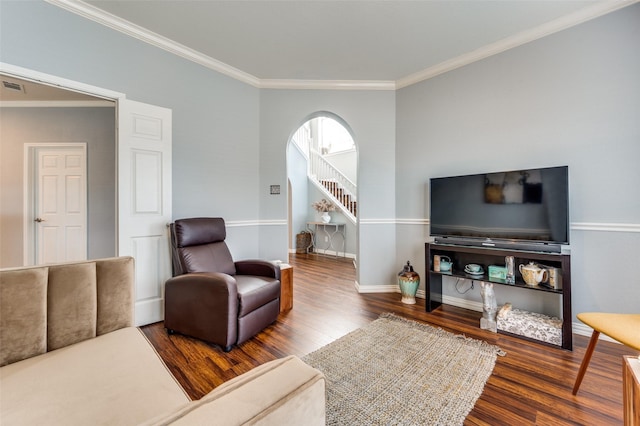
(312, 199, 335, 223)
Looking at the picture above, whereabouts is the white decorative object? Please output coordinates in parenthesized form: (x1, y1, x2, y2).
(321, 212, 331, 223)
(497, 308, 562, 346)
(480, 282, 498, 332)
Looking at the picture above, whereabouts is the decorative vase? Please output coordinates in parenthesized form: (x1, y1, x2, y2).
(321, 211, 331, 223)
(398, 261, 420, 305)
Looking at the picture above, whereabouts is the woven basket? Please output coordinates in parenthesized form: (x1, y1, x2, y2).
(296, 232, 312, 253)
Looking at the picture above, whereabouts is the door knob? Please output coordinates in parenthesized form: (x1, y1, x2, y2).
(34, 217, 45, 222)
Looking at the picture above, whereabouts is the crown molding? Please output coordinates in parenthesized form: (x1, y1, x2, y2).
(45, 0, 262, 88)
(396, 0, 639, 89)
(46, 0, 638, 91)
(258, 79, 396, 91)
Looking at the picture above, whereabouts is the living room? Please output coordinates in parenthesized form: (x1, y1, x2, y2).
(0, 0, 638, 424)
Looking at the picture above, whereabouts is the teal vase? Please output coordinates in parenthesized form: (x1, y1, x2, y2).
(398, 261, 420, 305)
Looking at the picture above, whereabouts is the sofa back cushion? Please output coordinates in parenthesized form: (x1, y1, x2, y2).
(47, 262, 98, 351)
(0, 257, 134, 367)
(0, 268, 48, 366)
(96, 257, 135, 335)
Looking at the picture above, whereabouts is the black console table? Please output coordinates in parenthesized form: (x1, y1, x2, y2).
(425, 242, 572, 350)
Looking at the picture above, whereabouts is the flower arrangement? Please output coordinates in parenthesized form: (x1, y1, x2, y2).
(311, 198, 336, 212)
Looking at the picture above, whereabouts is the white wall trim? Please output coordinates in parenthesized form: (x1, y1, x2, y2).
(0, 62, 125, 101)
(44, 0, 639, 91)
(362, 218, 638, 234)
(571, 222, 640, 233)
(396, 218, 429, 226)
(355, 282, 397, 294)
(225, 219, 287, 227)
(572, 322, 618, 343)
(0, 100, 114, 108)
(359, 218, 397, 225)
(259, 79, 395, 91)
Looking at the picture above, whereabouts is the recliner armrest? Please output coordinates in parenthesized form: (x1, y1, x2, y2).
(164, 272, 239, 349)
(234, 260, 280, 280)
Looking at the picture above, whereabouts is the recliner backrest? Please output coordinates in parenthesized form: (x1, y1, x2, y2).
(171, 217, 237, 276)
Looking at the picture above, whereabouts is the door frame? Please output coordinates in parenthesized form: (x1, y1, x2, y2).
(2, 62, 125, 263)
(23, 143, 88, 265)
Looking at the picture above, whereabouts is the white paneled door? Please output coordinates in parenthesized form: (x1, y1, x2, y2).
(118, 99, 172, 326)
(34, 145, 87, 265)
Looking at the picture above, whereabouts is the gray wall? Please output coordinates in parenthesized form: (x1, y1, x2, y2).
(396, 5, 640, 318)
(0, 107, 116, 267)
(324, 150, 357, 183)
(287, 142, 310, 251)
(2, 1, 638, 320)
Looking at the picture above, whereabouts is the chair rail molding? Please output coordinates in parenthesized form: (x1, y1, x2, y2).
(571, 222, 640, 233)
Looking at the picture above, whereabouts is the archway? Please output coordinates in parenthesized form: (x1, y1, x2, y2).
(286, 112, 358, 265)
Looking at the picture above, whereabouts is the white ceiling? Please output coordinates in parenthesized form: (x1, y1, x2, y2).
(76, 0, 634, 86)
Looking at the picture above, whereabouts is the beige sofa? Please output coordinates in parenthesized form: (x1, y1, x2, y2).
(0, 257, 325, 425)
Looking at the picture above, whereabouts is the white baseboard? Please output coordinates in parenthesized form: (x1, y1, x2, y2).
(289, 248, 356, 259)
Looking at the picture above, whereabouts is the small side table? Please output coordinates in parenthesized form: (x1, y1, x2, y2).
(624, 355, 640, 426)
(306, 222, 346, 258)
(279, 263, 293, 313)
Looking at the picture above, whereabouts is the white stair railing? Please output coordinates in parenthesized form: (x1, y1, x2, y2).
(292, 127, 357, 223)
(309, 148, 357, 223)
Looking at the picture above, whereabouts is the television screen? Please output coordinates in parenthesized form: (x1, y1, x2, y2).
(430, 166, 569, 248)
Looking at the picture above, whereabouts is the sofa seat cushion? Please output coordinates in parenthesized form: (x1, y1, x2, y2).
(143, 355, 326, 426)
(0, 327, 190, 426)
(236, 276, 280, 316)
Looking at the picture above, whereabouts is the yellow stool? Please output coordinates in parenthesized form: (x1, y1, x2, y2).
(573, 313, 640, 395)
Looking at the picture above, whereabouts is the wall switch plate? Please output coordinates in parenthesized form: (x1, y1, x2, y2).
(270, 185, 280, 195)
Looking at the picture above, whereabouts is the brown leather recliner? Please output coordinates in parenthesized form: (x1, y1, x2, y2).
(165, 217, 281, 352)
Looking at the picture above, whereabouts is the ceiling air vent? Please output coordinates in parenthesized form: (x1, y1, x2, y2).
(2, 81, 25, 93)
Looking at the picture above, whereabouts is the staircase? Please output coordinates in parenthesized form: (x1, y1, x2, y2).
(292, 125, 357, 224)
(320, 179, 357, 217)
(308, 148, 357, 224)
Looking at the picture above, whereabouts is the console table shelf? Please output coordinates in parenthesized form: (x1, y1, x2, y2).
(425, 242, 572, 350)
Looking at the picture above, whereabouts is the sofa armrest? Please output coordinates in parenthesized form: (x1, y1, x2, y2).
(235, 260, 280, 280)
(164, 273, 238, 348)
(142, 355, 326, 426)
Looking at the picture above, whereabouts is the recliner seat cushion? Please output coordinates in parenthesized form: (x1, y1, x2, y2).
(235, 276, 280, 317)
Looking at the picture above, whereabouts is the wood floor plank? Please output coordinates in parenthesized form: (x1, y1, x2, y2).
(141, 253, 638, 424)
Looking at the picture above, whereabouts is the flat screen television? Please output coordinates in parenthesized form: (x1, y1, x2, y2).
(429, 166, 569, 253)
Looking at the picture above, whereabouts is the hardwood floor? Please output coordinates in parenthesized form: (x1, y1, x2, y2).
(141, 253, 638, 425)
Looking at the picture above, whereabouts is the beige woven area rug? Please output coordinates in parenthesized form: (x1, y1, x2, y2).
(303, 313, 505, 426)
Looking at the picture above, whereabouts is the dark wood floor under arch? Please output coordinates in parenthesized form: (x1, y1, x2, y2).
(141, 253, 637, 425)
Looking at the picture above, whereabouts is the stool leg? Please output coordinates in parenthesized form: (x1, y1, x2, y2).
(572, 330, 600, 395)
